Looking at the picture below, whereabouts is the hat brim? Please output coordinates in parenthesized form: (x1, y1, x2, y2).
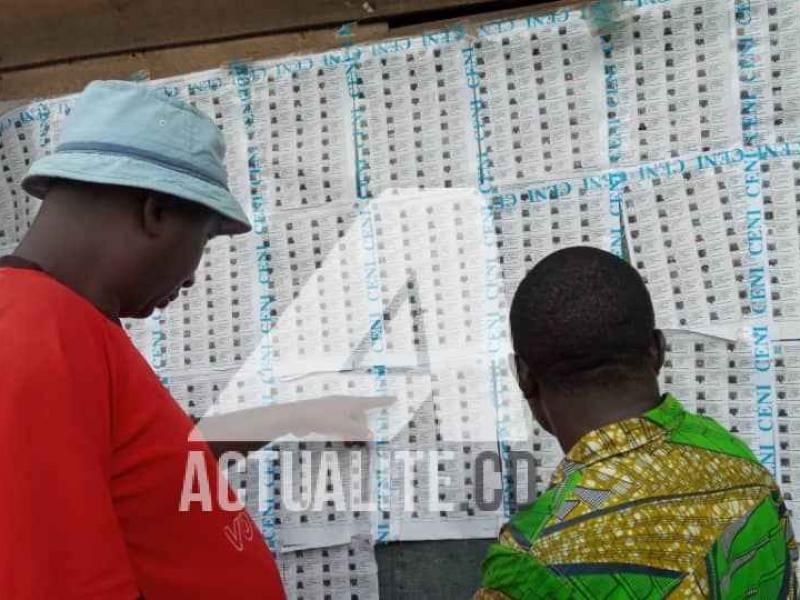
(21, 151, 253, 235)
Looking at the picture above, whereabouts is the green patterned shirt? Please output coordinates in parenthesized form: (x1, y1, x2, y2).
(475, 395, 797, 599)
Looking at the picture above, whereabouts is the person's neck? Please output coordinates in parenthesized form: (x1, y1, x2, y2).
(546, 382, 662, 454)
(14, 226, 122, 319)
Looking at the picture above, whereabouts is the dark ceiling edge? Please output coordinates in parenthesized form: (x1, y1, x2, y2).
(383, 0, 547, 28)
(0, 0, 552, 75)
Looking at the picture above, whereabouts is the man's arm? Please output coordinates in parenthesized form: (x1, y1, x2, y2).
(702, 490, 798, 598)
(473, 525, 575, 600)
(0, 314, 140, 598)
(191, 395, 395, 459)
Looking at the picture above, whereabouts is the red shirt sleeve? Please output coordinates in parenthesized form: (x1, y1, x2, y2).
(0, 269, 140, 598)
(105, 326, 285, 600)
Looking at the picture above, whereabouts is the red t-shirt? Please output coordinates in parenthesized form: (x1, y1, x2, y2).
(0, 266, 285, 599)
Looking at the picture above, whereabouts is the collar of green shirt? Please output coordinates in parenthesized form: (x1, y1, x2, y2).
(550, 394, 686, 485)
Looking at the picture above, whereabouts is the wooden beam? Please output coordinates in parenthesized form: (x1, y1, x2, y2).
(0, 0, 577, 102)
(0, 23, 389, 101)
(0, 0, 517, 71)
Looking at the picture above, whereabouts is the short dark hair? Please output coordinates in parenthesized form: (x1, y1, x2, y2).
(510, 247, 655, 385)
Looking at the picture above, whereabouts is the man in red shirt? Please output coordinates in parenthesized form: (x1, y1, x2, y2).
(0, 81, 287, 598)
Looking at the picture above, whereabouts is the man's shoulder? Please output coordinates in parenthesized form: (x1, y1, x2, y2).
(0, 267, 124, 375)
(502, 427, 770, 548)
(667, 407, 761, 465)
(0, 267, 114, 332)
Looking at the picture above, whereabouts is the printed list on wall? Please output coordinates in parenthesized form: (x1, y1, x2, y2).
(1, 0, 800, 597)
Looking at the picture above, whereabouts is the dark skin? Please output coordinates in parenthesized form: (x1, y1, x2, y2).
(512, 329, 667, 454)
(14, 181, 215, 319)
(14, 181, 391, 457)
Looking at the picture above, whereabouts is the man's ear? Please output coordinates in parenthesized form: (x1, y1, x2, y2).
(141, 191, 169, 238)
(513, 354, 538, 402)
(651, 329, 666, 375)
(514, 353, 554, 433)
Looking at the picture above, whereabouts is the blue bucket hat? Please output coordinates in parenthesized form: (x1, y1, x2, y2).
(21, 80, 251, 235)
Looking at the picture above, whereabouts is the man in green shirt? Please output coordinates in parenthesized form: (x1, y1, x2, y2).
(475, 247, 797, 599)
